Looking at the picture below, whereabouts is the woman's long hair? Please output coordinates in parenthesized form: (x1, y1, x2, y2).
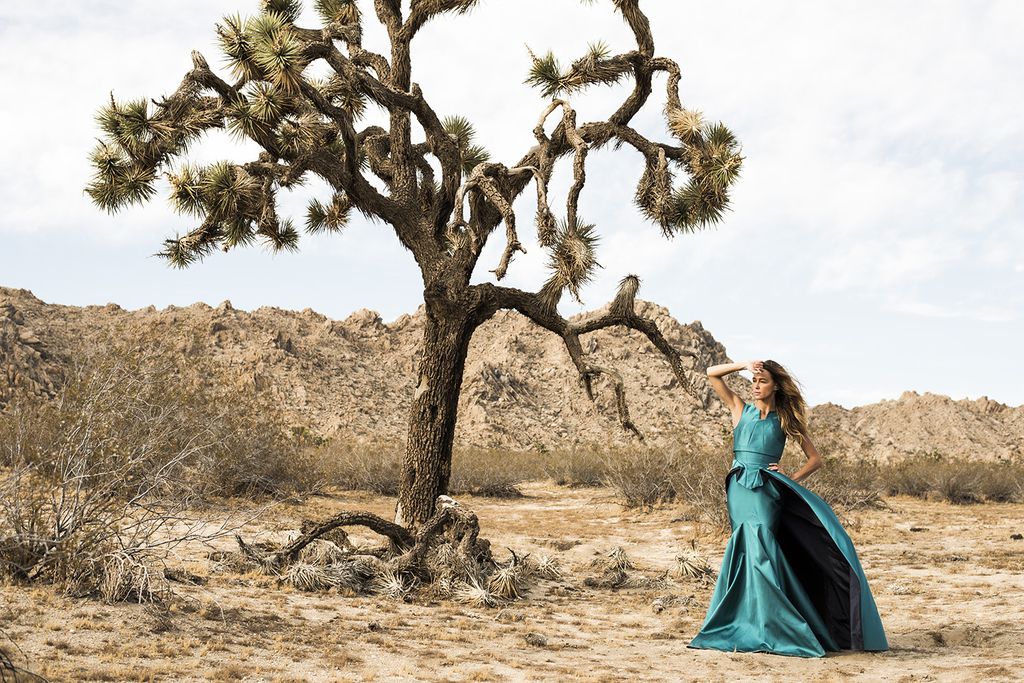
(763, 360, 808, 443)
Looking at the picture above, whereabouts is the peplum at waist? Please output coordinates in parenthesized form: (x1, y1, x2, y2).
(730, 451, 779, 489)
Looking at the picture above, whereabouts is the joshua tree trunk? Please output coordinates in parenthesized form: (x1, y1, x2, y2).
(397, 284, 495, 527)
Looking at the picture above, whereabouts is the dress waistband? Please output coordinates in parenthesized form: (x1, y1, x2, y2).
(730, 451, 777, 489)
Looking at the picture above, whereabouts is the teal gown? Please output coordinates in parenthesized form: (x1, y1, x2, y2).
(688, 404, 888, 657)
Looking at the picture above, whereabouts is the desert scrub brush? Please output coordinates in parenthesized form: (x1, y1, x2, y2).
(101, 551, 165, 603)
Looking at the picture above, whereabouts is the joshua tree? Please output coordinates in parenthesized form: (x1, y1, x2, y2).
(86, 0, 742, 528)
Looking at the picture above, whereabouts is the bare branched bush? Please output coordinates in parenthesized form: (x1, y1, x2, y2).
(542, 444, 608, 488)
(604, 446, 679, 509)
(318, 441, 546, 498)
(794, 428, 889, 514)
(0, 322, 289, 597)
(877, 452, 1024, 504)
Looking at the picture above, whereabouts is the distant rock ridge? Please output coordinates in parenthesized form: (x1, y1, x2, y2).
(2, 286, 1021, 461)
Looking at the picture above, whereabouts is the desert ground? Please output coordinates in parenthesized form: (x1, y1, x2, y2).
(3, 484, 1023, 683)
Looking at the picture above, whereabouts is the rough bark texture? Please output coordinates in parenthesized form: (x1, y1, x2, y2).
(398, 293, 492, 527)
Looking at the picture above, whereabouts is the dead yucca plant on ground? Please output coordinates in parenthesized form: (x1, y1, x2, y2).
(525, 553, 562, 580)
(591, 546, 635, 572)
(487, 551, 530, 600)
(369, 567, 416, 600)
(672, 542, 716, 580)
(286, 565, 354, 593)
(453, 576, 506, 608)
(622, 571, 672, 590)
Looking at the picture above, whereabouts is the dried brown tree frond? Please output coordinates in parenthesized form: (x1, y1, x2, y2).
(453, 576, 505, 608)
(591, 546, 635, 572)
(297, 539, 349, 566)
(369, 567, 415, 600)
(525, 553, 562, 580)
(672, 543, 717, 580)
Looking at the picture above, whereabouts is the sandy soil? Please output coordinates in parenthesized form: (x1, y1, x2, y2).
(3, 485, 1024, 682)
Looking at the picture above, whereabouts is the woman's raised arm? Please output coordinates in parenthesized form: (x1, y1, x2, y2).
(707, 360, 759, 426)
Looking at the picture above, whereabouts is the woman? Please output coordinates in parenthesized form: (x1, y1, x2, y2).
(688, 360, 888, 657)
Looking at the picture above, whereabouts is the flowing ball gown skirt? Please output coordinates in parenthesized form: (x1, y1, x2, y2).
(688, 456, 888, 657)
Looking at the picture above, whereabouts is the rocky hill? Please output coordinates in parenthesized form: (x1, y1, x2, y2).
(2, 286, 1021, 461)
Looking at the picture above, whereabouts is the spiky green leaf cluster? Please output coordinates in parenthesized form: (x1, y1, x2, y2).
(637, 108, 744, 234)
(85, 143, 158, 212)
(442, 115, 490, 177)
(252, 13, 306, 93)
(217, 14, 261, 83)
(543, 220, 601, 305)
(314, 0, 361, 24)
(525, 42, 626, 98)
(217, 11, 307, 93)
(525, 50, 567, 98)
(306, 192, 354, 234)
(261, 0, 302, 23)
(159, 161, 299, 267)
(87, 95, 214, 214)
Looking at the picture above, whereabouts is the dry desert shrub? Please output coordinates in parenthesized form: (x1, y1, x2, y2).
(317, 441, 548, 497)
(449, 446, 545, 497)
(801, 457, 888, 514)
(315, 440, 404, 495)
(0, 322, 297, 597)
(542, 443, 608, 488)
(600, 435, 731, 532)
(604, 445, 679, 508)
(880, 452, 1024, 504)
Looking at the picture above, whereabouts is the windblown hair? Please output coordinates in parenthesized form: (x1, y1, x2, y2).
(763, 360, 808, 443)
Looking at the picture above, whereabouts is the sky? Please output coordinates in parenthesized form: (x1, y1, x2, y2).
(1, 1, 1022, 409)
